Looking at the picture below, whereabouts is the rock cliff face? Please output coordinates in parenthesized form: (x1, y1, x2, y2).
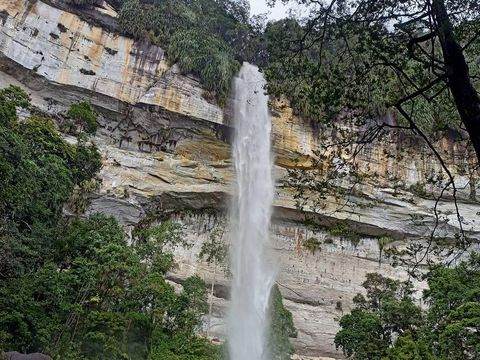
(1, 1, 480, 357)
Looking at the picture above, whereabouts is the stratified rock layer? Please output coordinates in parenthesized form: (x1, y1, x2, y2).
(1, 1, 479, 357)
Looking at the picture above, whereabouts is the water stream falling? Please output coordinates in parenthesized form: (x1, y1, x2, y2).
(228, 63, 276, 360)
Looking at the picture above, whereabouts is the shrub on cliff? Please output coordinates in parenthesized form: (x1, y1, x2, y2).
(65, 101, 98, 135)
(118, 0, 194, 45)
(168, 30, 240, 105)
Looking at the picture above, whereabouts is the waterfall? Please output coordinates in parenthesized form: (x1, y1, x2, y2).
(228, 63, 276, 360)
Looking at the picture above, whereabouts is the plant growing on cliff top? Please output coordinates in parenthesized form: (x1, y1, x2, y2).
(118, 0, 255, 104)
(168, 30, 240, 105)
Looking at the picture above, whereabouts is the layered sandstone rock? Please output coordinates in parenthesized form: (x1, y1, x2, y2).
(1, 1, 479, 357)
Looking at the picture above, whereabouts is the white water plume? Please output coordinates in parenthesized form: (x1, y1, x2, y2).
(228, 63, 276, 360)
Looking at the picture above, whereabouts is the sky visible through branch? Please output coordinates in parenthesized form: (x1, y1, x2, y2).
(249, 0, 304, 20)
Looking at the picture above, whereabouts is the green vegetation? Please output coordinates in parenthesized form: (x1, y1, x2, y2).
(168, 30, 240, 104)
(409, 182, 428, 198)
(198, 223, 229, 338)
(268, 285, 297, 360)
(335, 255, 480, 359)
(118, 0, 254, 104)
(303, 237, 322, 255)
(0, 85, 219, 359)
(0, 86, 101, 274)
(262, 0, 480, 147)
(328, 223, 361, 246)
(65, 101, 98, 135)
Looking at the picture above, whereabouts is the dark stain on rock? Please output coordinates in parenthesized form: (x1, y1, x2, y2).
(57, 23, 68, 33)
(0, 10, 9, 26)
(105, 47, 118, 56)
(80, 68, 96, 76)
(130, 40, 165, 79)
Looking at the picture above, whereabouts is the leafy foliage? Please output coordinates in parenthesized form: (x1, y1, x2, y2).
(65, 101, 98, 135)
(268, 285, 297, 360)
(0, 213, 219, 359)
(0, 86, 101, 275)
(303, 237, 322, 254)
(118, 0, 258, 104)
(199, 224, 228, 270)
(335, 255, 480, 359)
(169, 30, 239, 104)
(261, 0, 480, 165)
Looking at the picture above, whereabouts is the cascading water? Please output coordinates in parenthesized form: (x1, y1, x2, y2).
(228, 63, 276, 360)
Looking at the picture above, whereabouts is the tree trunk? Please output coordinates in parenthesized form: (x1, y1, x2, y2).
(432, 0, 480, 164)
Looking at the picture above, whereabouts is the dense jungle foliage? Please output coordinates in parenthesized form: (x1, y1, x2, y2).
(0, 85, 295, 359)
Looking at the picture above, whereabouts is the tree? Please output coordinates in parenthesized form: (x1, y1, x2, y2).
(0, 86, 101, 276)
(423, 253, 480, 358)
(335, 254, 480, 359)
(0, 214, 219, 359)
(335, 308, 389, 359)
(264, 0, 480, 269)
(65, 102, 98, 135)
(268, 0, 480, 162)
(386, 333, 437, 360)
(334, 273, 422, 359)
(0, 84, 219, 359)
